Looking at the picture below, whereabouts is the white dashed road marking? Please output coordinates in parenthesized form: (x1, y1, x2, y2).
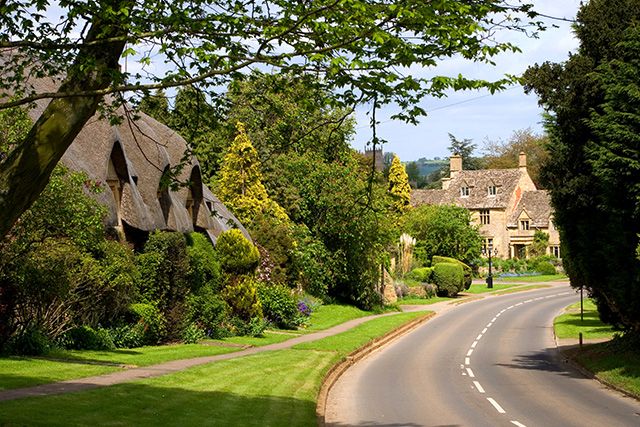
(487, 397, 506, 414)
(473, 381, 485, 393)
(465, 357, 471, 365)
(466, 368, 475, 378)
(467, 349, 473, 357)
(476, 333, 483, 341)
(511, 421, 527, 427)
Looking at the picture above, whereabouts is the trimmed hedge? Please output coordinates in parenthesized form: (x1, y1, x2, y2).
(432, 255, 472, 290)
(433, 262, 465, 297)
(535, 261, 557, 275)
(407, 267, 434, 283)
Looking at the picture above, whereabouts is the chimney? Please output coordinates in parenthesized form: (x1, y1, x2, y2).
(450, 154, 462, 179)
(519, 152, 527, 170)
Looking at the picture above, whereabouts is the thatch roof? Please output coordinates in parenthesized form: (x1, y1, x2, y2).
(15, 67, 250, 242)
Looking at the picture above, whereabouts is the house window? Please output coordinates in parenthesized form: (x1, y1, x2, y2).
(520, 220, 530, 230)
(479, 209, 490, 225)
(551, 245, 561, 258)
(460, 186, 470, 197)
(488, 185, 497, 196)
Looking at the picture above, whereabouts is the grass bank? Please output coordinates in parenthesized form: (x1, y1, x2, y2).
(465, 283, 519, 294)
(554, 299, 615, 340)
(0, 304, 370, 391)
(496, 274, 567, 283)
(397, 296, 452, 305)
(555, 299, 640, 400)
(0, 311, 429, 426)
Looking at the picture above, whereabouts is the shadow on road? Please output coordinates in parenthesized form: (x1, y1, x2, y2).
(493, 347, 585, 379)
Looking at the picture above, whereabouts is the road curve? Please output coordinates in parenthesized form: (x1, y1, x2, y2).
(325, 284, 640, 427)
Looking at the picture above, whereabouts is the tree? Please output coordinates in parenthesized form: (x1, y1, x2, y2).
(447, 133, 481, 170)
(404, 161, 422, 188)
(482, 128, 549, 187)
(0, 1, 545, 239)
(214, 122, 288, 225)
(523, 0, 640, 332)
(404, 205, 482, 265)
(137, 89, 170, 125)
(388, 155, 411, 212)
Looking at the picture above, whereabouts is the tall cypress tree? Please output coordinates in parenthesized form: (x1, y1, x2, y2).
(388, 154, 411, 213)
(523, 0, 640, 332)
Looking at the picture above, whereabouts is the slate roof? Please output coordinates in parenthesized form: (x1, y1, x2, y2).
(508, 190, 552, 228)
(412, 169, 523, 210)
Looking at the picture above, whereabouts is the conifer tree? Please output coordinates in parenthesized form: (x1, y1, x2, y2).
(215, 122, 289, 225)
(388, 154, 412, 212)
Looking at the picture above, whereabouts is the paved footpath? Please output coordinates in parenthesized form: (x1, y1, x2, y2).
(0, 282, 569, 402)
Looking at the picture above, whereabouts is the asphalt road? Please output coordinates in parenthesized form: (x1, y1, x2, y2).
(325, 284, 640, 426)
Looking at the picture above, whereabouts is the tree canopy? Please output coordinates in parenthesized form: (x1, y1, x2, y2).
(523, 0, 640, 332)
(0, 0, 545, 238)
(388, 154, 411, 212)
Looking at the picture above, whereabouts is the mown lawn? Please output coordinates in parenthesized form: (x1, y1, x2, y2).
(492, 284, 551, 295)
(465, 283, 519, 294)
(554, 299, 616, 340)
(397, 296, 452, 305)
(495, 274, 567, 283)
(0, 312, 429, 426)
(0, 304, 374, 392)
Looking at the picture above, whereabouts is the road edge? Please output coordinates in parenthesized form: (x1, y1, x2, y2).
(552, 312, 639, 402)
(315, 311, 435, 426)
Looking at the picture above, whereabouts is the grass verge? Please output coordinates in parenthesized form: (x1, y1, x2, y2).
(0, 312, 428, 426)
(464, 283, 519, 294)
(568, 336, 640, 399)
(0, 304, 373, 391)
(495, 274, 567, 283)
(492, 284, 551, 295)
(554, 299, 615, 340)
(397, 296, 452, 305)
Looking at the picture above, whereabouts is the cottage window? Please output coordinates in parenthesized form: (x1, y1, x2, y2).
(483, 238, 494, 255)
(520, 220, 530, 230)
(487, 185, 497, 196)
(480, 209, 490, 225)
(460, 186, 470, 197)
(551, 245, 561, 258)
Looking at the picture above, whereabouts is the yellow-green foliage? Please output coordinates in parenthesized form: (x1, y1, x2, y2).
(388, 154, 411, 212)
(222, 276, 263, 321)
(216, 229, 260, 274)
(215, 122, 289, 224)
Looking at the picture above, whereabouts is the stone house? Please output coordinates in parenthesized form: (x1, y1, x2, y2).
(23, 76, 248, 248)
(411, 153, 560, 259)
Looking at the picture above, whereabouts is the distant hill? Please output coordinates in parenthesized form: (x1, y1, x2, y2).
(405, 158, 447, 177)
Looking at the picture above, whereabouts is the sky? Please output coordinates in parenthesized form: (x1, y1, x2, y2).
(351, 0, 583, 162)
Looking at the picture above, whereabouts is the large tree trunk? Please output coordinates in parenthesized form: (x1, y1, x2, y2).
(0, 7, 128, 239)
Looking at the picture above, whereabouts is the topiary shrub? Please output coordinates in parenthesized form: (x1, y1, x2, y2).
(433, 262, 465, 297)
(64, 326, 115, 350)
(257, 283, 300, 329)
(535, 261, 557, 275)
(406, 267, 434, 283)
(221, 276, 263, 321)
(432, 256, 472, 290)
(216, 229, 260, 274)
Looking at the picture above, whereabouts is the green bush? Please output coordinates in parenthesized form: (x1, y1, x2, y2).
(257, 283, 300, 329)
(216, 229, 260, 274)
(64, 326, 115, 350)
(230, 316, 268, 337)
(534, 261, 557, 275)
(221, 276, 263, 321)
(128, 303, 167, 345)
(186, 285, 229, 335)
(433, 262, 465, 297)
(433, 255, 472, 290)
(249, 213, 296, 285)
(181, 323, 206, 344)
(108, 323, 145, 349)
(186, 232, 222, 292)
(7, 325, 53, 356)
(291, 228, 333, 300)
(406, 267, 433, 283)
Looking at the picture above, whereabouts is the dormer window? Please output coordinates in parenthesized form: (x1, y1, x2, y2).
(460, 186, 470, 197)
(520, 220, 530, 230)
(488, 185, 497, 196)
